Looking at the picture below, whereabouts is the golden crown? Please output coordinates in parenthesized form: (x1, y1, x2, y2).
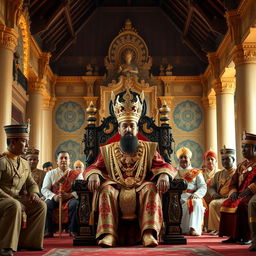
(111, 90, 144, 124)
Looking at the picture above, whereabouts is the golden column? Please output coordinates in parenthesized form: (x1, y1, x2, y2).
(0, 25, 18, 151)
(41, 97, 56, 166)
(233, 43, 256, 162)
(202, 94, 217, 156)
(214, 78, 236, 158)
(26, 79, 46, 150)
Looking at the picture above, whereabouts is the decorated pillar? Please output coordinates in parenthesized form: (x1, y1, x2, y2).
(41, 97, 56, 167)
(233, 43, 256, 162)
(214, 78, 236, 157)
(26, 79, 46, 150)
(0, 25, 18, 152)
(202, 95, 217, 156)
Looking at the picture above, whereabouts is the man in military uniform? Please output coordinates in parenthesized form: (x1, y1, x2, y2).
(0, 124, 46, 256)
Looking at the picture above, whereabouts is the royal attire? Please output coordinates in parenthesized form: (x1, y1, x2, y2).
(208, 167, 236, 231)
(41, 168, 83, 234)
(219, 160, 256, 241)
(84, 140, 177, 242)
(176, 166, 207, 235)
(0, 152, 46, 251)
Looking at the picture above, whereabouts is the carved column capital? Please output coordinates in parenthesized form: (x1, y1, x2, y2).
(0, 25, 18, 52)
(43, 96, 56, 110)
(5, 0, 23, 28)
(214, 78, 236, 95)
(225, 10, 241, 45)
(207, 52, 220, 80)
(38, 52, 51, 79)
(202, 95, 216, 109)
(232, 43, 256, 66)
(28, 78, 47, 96)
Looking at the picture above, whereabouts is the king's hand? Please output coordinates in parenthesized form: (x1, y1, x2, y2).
(88, 174, 101, 192)
(156, 173, 170, 194)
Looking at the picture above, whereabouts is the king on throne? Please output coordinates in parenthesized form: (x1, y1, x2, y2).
(83, 90, 177, 247)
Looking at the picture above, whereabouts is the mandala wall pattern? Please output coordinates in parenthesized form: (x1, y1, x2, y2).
(55, 101, 85, 132)
(55, 140, 86, 165)
(173, 101, 202, 132)
(174, 140, 203, 168)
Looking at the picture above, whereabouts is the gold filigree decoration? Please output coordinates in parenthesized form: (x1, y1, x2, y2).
(233, 43, 256, 65)
(142, 123, 153, 133)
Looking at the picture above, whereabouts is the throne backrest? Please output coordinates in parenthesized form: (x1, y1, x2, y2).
(83, 90, 174, 167)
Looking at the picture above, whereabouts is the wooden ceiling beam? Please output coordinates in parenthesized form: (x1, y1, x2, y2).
(183, 6, 194, 36)
(207, 0, 225, 15)
(30, 0, 47, 16)
(31, 2, 65, 34)
(72, 1, 95, 26)
(53, 36, 76, 61)
(41, 18, 64, 40)
(193, 3, 225, 35)
(30, 0, 40, 9)
(71, 0, 93, 23)
(64, 2, 75, 36)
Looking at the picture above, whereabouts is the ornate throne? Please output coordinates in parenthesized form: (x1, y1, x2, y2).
(72, 90, 187, 246)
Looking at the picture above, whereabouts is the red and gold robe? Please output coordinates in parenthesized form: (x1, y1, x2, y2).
(219, 160, 256, 240)
(84, 140, 177, 241)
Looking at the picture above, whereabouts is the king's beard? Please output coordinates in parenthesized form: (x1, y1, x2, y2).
(120, 134, 138, 153)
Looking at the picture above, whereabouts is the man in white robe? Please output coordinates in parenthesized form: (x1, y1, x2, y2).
(176, 147, 207, 236)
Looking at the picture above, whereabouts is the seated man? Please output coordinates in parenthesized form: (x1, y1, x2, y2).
(41, 151, 84, 238)
(220, 132, 256, 244)
(25, 148, 45, 193)
(0, 123, 46, 256)
(84, 90, 177, 247)
(201, 150, 218, 232)
(208, 146, 236, 235)
(176, 147, 207, 236)
(43, 161, 53, 172)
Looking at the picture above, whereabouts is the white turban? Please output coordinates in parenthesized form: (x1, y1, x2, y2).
(176, 146, 192, 159)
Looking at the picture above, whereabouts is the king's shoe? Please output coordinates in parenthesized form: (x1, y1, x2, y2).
(142, 231, 158, 247)
(98, 234, 116, 247)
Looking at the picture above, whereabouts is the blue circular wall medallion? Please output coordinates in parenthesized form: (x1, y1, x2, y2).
(55, 140, 86, 166)
(173, 101, 202, 131)
(55, 101, 85, 132)
(174, 139, 203, 168)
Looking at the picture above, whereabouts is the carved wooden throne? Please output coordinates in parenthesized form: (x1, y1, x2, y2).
(73, 90, 187, 246)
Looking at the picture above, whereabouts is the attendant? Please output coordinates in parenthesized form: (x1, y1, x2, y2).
(201, 150, 219, 232)
(220, 132, 256, 245)
(208, 146, 236, 235)
(25, 148, 45, 192)
(41, 151, 84, 238)
(43, 161, 53, 172)
(74, 160, 85, 173)
(176, 147, 207, 236)
(0, 123, 46, 256)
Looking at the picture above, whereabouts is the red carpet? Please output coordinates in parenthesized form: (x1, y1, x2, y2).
(15, 233, 253, 256)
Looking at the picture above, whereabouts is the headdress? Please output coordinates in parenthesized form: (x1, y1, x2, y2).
(242, 131, 256, 145)
(4, 120, 30, 139)
(26, 147, 39, 156)
(111, 90, 144, 124)
(176, 147, 192, 159)
(74, 160, 84, 168)
(203, 150, 217, 161)
(220, 145, 235, 157)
